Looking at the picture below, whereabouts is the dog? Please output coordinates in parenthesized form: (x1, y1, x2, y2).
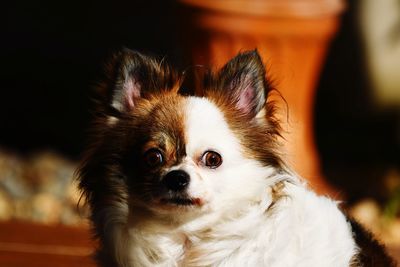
(77, 49, 395, 267)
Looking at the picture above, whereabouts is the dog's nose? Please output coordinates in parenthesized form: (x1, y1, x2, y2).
(163, 170, 190, 192)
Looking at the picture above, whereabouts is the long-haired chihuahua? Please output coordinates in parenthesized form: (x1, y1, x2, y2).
(77, 49, 395, 267)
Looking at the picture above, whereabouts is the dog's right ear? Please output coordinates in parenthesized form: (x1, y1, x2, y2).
(97, 49, 179, 114)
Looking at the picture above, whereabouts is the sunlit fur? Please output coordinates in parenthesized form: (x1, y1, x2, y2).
(77, 50, 395, 267)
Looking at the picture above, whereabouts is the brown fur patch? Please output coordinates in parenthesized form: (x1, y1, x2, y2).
(200, 51, 284, 169)
(76, 50, 186, 266)
(220, 105, 283, 168)
(78, 93, 188, 266)
(265, 181, 287, 213)
(348, 218, 396, 267)
(133, 93, 188, 169)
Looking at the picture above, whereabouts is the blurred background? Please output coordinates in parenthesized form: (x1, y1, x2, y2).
(1, 0, 399, 266)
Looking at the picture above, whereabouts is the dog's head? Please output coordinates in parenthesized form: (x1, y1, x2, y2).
(78, 49, 283, 223)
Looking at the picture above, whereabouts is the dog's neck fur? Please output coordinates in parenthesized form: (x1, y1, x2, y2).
(106, 175, 357, 267)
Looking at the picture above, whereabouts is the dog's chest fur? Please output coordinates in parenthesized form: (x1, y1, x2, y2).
(120, 183, 357, 267)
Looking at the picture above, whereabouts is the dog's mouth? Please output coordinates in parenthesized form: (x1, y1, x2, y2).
(161, 197, 203, 206)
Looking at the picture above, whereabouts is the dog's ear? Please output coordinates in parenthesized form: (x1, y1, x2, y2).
(211, 50, 269, 117)
(98, 49, 179, 114)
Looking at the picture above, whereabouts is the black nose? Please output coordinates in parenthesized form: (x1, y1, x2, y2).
(163, 170, 190, 192)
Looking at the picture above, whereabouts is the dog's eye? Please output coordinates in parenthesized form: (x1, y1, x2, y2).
(144, 149, 164, 167)
(202, 151, 222, 169)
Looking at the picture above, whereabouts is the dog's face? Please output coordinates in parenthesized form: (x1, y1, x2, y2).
(79, 50, 283, 221)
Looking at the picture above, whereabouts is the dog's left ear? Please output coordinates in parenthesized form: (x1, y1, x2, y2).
(97, 49, 180, 115)
(214, 50, 269, 117)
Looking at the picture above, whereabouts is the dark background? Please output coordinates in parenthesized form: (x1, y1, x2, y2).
(2, 0, 181, 158)
(315, 1, 400, 202)
(2, 0, 399, 202)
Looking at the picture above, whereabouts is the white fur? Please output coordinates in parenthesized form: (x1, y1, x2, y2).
(107, 97, 358, 267)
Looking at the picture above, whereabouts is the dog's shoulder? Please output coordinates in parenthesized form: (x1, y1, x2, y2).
(348, 217, 396, 267)
(268, 181, 397, 267)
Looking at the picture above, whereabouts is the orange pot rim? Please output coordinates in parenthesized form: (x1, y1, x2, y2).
(179, 0, 346, 19)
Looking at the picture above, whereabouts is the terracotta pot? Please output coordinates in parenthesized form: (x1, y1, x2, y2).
(179, 0, 345, 196)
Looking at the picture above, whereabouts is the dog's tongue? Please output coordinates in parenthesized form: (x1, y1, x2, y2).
(192, 198, 203, 206)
